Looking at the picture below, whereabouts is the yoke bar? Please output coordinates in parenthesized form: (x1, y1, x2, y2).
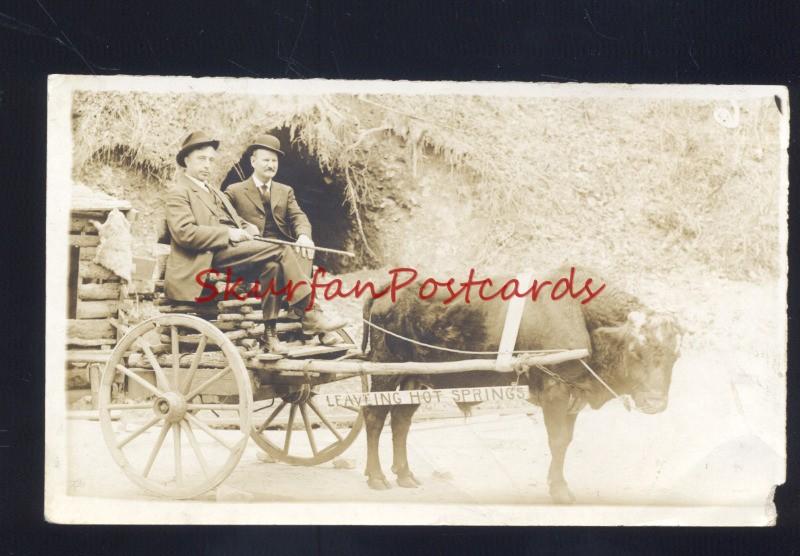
(250, 348, 589, 376)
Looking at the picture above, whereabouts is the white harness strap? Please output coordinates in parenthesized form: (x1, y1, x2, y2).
(496, 271, 535, 369)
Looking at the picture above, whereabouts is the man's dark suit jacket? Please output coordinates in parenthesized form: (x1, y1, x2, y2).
(164, 174, 248, 301)
(225, 177, 312, 241)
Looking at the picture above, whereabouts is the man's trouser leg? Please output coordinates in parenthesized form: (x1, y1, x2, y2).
(211, 240, 312, 321)
(298, 255, 313, 277)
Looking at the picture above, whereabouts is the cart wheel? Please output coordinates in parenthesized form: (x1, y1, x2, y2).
(251, 327, 367, 466)
(98, 314, 253, 499)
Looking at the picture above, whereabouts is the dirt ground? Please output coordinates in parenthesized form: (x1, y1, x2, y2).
(64, 270, 784, 510)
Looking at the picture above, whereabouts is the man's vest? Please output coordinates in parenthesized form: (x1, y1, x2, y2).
(259, 186, 285, 239)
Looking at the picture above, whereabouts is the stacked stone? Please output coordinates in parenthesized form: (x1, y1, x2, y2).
(147, 269, 355, 366)
(214, 299, 303, 353)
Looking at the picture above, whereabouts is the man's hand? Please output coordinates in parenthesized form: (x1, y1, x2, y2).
(228, 228, 253, 244)
(244, 222, 260, 236)
(295, 234, 315, 259)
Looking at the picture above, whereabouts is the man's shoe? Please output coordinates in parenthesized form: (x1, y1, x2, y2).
(263, 322, 290, 355)
(300, 307, 348, 335)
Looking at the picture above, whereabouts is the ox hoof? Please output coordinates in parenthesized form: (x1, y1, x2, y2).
(396, 474, 422, 488)
(549, 483, 576, 505)
(367, 477, 392, 490)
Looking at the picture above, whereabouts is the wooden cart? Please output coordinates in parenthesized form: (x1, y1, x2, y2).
(98, 295, 587, 499)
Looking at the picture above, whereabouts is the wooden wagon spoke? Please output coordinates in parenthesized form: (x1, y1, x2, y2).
(184, 366, 231, 401)
(116, 364, 164, 398)
(172, 423, 183, 486)
(283, 404, 298, 454)
(248, 371, 367, 465)
(104, 403, 152, 411)
(185, 413, 235, 451)
(181, 420, 209, 479)
(170, 326, 180, 390)
(299, 403, 318, 456)
(142, 419, 171, 478)
(180, 335, 207, 394)
(117, 415, 162, 449)
(100, 313, 253, 499)
(306, 398, 344, 442)
(136, 339, 172, 391)
(256, 400, 287, 433)
(186, 403, 241, 412)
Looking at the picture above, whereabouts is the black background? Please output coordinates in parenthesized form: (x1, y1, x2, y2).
(1, 0, 798, 554)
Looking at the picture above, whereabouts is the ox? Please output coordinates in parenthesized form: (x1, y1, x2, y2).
(360, 266, 682, 503)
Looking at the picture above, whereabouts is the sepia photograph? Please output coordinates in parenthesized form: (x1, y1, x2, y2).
(44, 76, 788, 525)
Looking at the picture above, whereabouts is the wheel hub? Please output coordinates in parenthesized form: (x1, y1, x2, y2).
(283, 384, 315, 404)
(153, 392, 187, 423)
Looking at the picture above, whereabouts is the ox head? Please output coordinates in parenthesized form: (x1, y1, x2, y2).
(617, 311, 683, 414)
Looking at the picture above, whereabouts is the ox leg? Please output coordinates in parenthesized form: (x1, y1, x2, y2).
(390, 404, 422, 488)
(542, 384, 578, 504)
(363, 404, 392, 490)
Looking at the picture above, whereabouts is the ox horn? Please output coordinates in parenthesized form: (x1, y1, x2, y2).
(627, 311, 648, 345)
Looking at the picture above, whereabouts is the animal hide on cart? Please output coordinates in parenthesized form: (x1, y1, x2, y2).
(92, 208, 133, 283)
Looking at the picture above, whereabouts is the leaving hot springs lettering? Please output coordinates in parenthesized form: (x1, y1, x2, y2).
(450, 386, 529, 403)
(324, 386, 529, 407)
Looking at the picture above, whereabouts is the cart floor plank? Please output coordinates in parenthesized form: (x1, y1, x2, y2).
(253, 353, 284, 362)
(285, 344, 354, 358)
(67, 349, 114, 363)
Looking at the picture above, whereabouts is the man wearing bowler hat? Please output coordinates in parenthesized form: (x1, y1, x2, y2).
(164, 131, 347, 354)
(225, 134, 316, 269)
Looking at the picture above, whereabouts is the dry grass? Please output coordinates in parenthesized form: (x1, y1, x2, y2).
(72, 90, 782, 281)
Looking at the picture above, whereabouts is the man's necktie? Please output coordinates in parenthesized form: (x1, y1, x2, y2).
(259, 184, 270, 205)
(210, 187, 240, 228)
(210, 186, 224, 209)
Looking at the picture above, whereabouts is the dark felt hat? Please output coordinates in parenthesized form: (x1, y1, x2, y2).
(246, 134, 285, 157)
(176, 131, 220, 167)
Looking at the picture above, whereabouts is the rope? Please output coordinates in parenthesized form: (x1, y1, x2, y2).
(533, 363, 569, 385)
(362, 317, 566, 356)
(363, 317, 629, 406)
(578, 359, 630, 409)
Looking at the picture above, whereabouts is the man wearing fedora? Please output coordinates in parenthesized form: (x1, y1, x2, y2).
(164, 131, 346, 354)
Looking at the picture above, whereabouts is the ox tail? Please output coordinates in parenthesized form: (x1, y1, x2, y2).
(361, 295, 377, 356)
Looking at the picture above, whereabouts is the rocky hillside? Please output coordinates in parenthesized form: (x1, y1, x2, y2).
(72, 89, 784, 282)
